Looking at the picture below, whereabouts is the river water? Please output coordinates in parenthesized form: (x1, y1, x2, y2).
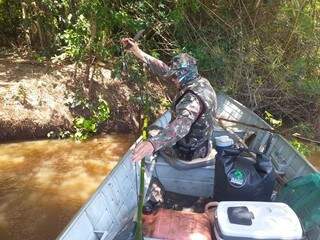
(0, 135, 134, 240)
(0, 136, 318, 240)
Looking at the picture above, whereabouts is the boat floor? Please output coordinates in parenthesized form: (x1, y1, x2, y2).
(113, 188, 214, 240)
(144, 177, 213, 213)
(161, 191, 213, 213)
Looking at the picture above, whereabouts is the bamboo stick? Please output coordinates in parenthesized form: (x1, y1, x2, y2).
(135, 117, 148, 240)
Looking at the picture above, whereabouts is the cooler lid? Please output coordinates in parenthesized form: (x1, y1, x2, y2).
(216, 201, 303, 239)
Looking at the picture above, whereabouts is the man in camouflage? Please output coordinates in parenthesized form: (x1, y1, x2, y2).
(121, 38, 217, 162)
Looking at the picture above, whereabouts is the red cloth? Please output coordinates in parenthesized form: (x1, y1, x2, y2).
(143, 208, 213, 240)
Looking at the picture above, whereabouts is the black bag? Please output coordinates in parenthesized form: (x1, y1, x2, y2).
(214, 148, 276, 202)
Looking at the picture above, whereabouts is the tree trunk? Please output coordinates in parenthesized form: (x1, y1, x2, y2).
(21, 1, 31, 47)
(34, 20, 44, 50)
(85, 15, 97, 99)
(69, 0, 77, 24)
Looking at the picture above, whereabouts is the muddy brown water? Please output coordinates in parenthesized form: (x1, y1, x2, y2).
(308, 151, 320, 170)
(0, 136, 318, 240)
(0, 135, 134, 240)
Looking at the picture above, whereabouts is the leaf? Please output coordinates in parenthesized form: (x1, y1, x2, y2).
(67, 13, 72, 22)
(264, 111, 282, 128)
(265, 111, 272, 118)
(74, 117, 85, 127)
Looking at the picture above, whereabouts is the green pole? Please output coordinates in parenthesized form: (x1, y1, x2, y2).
(135, 117, 148, 240)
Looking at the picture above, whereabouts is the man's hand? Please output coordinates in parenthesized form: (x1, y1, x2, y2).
(121, 38, 140, 54)
(120, 37, 146, 62)
(132, 141, 154, 162)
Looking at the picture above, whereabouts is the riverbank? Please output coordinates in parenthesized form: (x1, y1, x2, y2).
(0, 52, 168, 142)
(0, 51, 318, 164)
(0, 54, 73, 141)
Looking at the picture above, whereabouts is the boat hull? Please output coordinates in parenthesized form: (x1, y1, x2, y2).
(57, 94, 319, 240)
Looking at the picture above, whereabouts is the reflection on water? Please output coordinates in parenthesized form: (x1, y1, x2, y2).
(0, 135, 134, 240)
(309, 151, 320, 170)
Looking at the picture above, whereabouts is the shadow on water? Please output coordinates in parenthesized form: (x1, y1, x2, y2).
(0, 135, 134, 240)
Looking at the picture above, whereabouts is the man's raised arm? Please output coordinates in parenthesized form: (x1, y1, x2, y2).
(121, 38, 170, 79)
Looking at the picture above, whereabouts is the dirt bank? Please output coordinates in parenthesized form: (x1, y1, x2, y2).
(0, 53, 168, 142)
(0, 55, 73, 141)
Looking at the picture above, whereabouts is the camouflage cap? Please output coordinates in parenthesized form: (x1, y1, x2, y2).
(164, 53, 199, 85)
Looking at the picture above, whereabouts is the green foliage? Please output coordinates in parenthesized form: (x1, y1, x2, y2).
(47, 95, 110, 141)
(33, 53, 46, 63)
(300, 78, 320, 97)
(59, 14, 90, 60)
(264, 111, 283, 128)
(159, 97, 171, 109)
(114, 52, 172, 118)
(73, 117, 97, 140)
(14, 85, 27, 105)
(290, 123, 315, 139)
(72, 98, 110, 141)
(0, 0, 20, 45)
(290, 139, 311, 157)
(0, 0, 319, 134)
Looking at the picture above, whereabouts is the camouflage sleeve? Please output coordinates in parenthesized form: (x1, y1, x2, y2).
(141, 53, 170, 79)
(148, 93, 202, 152)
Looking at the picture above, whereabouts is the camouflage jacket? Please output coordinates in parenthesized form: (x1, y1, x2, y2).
(142, 53, 216, 159)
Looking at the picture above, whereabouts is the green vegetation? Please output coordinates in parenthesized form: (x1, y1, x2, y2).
(263, 112, 315, 157)
(290, 139, 312, 157)
(0, 0, 319, 139)
(264, 111, 283, 128)
(15, 85, 27, 105)
(71, 97, 110, 141)
(46, 96, 110, 141)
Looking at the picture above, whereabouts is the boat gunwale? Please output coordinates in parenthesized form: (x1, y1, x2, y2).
(221, 94, 318, 173)
(276, 134, 318, 173)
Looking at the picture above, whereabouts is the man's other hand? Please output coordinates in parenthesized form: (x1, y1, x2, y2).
(132, 141, 154, 162)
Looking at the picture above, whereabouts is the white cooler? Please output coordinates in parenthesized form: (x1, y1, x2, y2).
(214, 201, 303, 240)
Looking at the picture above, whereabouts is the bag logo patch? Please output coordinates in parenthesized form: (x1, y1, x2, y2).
(228, 169, 247, 188)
